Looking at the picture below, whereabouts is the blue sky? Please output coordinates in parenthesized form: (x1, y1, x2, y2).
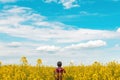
(0, 0, 120, 66)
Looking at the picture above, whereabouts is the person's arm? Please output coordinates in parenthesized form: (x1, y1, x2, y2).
(63, 68, 66, 73)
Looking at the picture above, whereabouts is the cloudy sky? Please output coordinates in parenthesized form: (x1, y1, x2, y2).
(0, 0, 120, 66)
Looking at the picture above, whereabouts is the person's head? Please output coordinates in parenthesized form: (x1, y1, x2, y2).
(57, 61, 62, 67)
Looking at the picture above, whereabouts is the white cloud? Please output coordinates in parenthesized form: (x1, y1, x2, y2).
(79, 11, 103, 16)
(6, 6, 31, 13)
(117, 28, 120, 32)
(0, 40, 119, 66)
(7, 42, 22, 47)
(44, 0, 79, 9)
(36, 45, 60, 52)
(0, 6, 120, 43)
(0, 26, 119, 43)
(59, 0, 79, 9)
(44, 0, 58, 3)
(0, 42, 41, 56)
(36, 40, 106, 52)
(0, 6, 45, 26)
(65, 40, 106, 50)
(115, 44, 119, 47)
(0, 0, 16, 3)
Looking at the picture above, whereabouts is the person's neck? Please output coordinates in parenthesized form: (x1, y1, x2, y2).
(58, 66, 61, 68)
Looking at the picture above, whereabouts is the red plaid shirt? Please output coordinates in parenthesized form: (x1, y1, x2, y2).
(54, 67, 66, 80)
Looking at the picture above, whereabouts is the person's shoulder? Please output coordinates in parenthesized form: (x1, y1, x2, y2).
(61, 67, 65, 70)
(60, 67, 65, 69)
(60, 67, 65, 71)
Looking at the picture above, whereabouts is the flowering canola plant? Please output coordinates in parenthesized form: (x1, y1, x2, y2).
(0, 57, 120, 80)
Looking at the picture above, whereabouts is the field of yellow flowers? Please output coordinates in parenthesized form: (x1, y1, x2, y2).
(0, 57, 120, 80)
